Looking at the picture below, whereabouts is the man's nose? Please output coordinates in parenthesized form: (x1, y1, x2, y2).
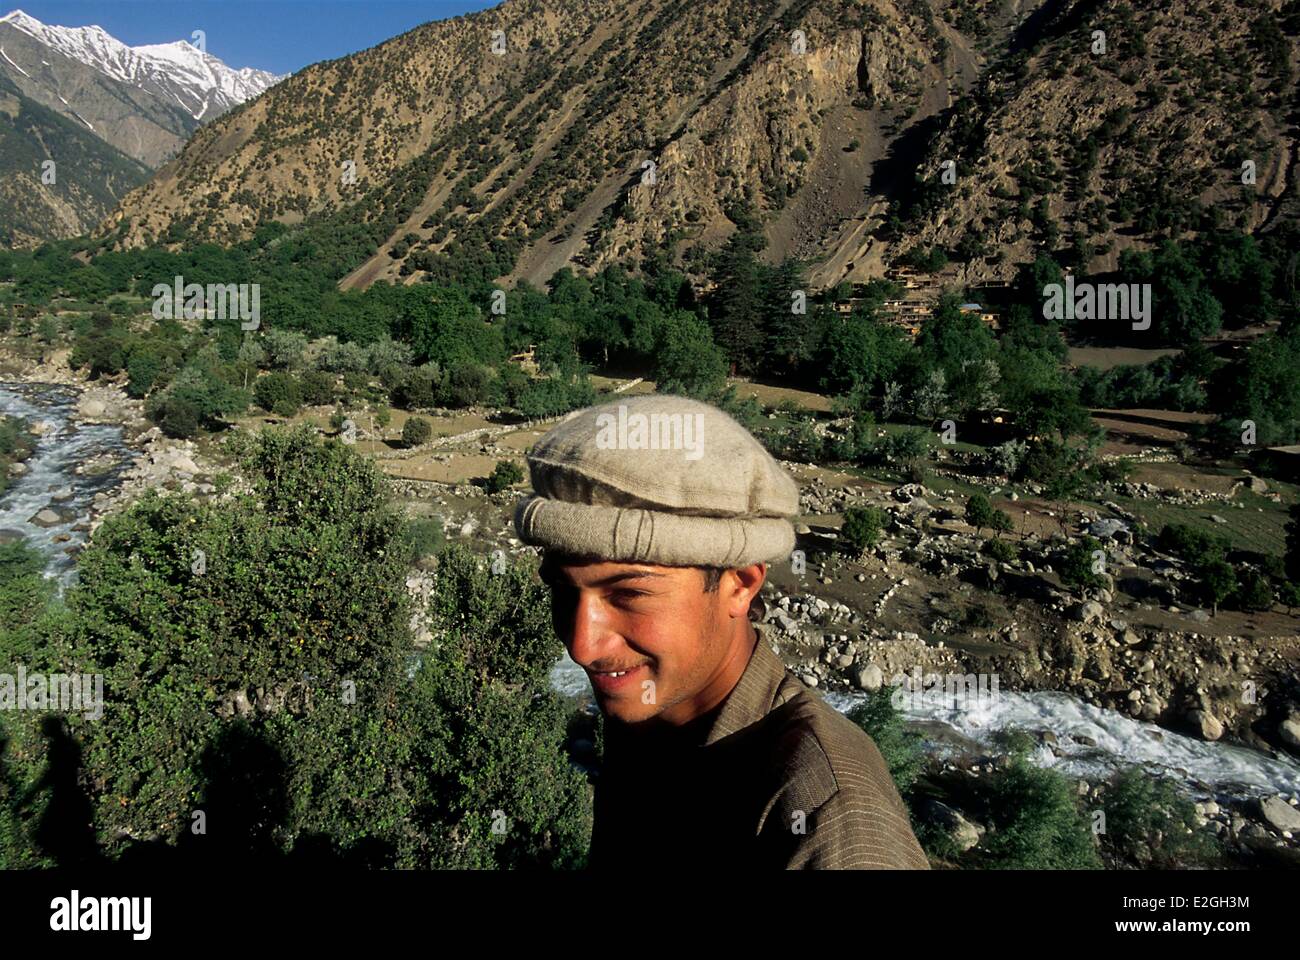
(566, 591, 617, 667)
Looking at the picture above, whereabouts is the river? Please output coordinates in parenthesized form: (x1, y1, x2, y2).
(0, 381, 132, 583)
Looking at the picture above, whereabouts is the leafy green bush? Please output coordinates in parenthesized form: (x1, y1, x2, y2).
(146, 397, 195, 439)
(399, 518, 444, 561)
(1235, 569, 1274, 611)
(126, 351, 164, 398)
(254, 372, 302, 417)
(1197, 559, 1237, 613)
(977, 755, 1102, 869)
(841, 506, 888, 554)
(845, 687, 925, 797)
(1099, 769, 1219, 868)
(401, 417, 432, 448)
(0, 428, 590, 868)
(1157, 523, 1230, 564)
(982, 538, 1018, 563)
(298, 370, 336, 406)
(1059, 536, 1107, 590)
(485, 460, 524, 494)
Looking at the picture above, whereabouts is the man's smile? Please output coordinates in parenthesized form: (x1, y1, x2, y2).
(587, 662, 650, 694)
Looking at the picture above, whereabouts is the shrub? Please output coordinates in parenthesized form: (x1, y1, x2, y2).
(982, 538, 1018, 563)
(440, 363, 492, 408)
(399, 518, 444, 560)
(841, 506, 887, 554)
(401, 417, 432, 448)
(1197, 559, 1237, 613)
(485, 460, 524, 493)
(761, 420, 824, 462)
(1157, 523, 1229, 564)
(299, 370, 336, 406)
(126, 352, 164, 398)
(254, 372, 302, 417)
(1235, 569, 1274, 611)
(0, 429, 590, 868)
(155, 398, 200, 439)
(977, 755, 1102, 869)
(1059, 536, 1107, 590)
(877, 428, 929, 467)
(845, 687, 925, 797)
(1100, 769, 1219, 867)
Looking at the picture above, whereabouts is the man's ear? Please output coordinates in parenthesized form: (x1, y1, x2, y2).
(723, 563, 766, 619)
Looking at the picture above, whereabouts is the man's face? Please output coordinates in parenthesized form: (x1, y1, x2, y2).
(540, 557, 755, 725)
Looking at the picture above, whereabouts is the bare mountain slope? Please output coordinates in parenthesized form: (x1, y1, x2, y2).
(103, 0, 1014, 288)
(97, 0, 1298, 294)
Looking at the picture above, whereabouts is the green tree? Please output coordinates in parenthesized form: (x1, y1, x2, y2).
(654, 311, 727, 397)
(0, 429, 590, 868)
(1198, 560, 1237, 614)
(841, 506, 888, 554)
(402, 416, 432, 448)
(254, 371, 303, 417)
(485, 459, 524, 493)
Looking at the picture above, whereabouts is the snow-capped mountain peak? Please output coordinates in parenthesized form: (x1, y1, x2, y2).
(0, 8, 283, 120)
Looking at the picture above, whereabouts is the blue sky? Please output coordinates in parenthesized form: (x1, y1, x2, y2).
(8, 1, 498, 75)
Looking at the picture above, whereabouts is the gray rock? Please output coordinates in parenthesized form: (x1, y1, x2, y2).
(1280, 718, 1300, 752)
(29, 508, 63, 527)
(923, 799, 983, 853)
(1188, 708, 1223, 741)
(853, 663, 884, 692)
(1089, 518, 1129, 540)
(1075, 600, 1105, 623)
(1256, 796, 1300, 833)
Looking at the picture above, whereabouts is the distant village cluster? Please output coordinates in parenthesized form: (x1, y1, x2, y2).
(832, 265, 1005, 338)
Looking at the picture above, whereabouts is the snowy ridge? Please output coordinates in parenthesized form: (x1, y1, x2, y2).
(0, 8, 282, 120)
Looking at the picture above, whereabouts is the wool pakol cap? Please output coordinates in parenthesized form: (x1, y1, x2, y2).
(514, 395, 799, 567)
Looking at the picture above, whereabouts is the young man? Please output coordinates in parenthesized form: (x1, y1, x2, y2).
(515, 394, 928, 869)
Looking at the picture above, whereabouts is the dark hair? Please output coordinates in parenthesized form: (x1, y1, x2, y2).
(541, 552, 727, 592)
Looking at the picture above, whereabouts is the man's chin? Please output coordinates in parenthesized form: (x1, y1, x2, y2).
(595, 695, 661, 724)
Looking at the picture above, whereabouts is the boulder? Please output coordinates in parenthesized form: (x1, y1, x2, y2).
(28, 508, 63, 527)
(1187, 708, 1223, 741)
(1075, 600, 1105, 623)
(1279, 717, 1300, 752)
(922, 799, 983, 853)
(1255, 796, 1300, 834)
(854, 663, 884, 692)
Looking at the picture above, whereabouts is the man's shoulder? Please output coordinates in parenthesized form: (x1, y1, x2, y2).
(758, 673, 900, 815)
(750, 670, 930, 868)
